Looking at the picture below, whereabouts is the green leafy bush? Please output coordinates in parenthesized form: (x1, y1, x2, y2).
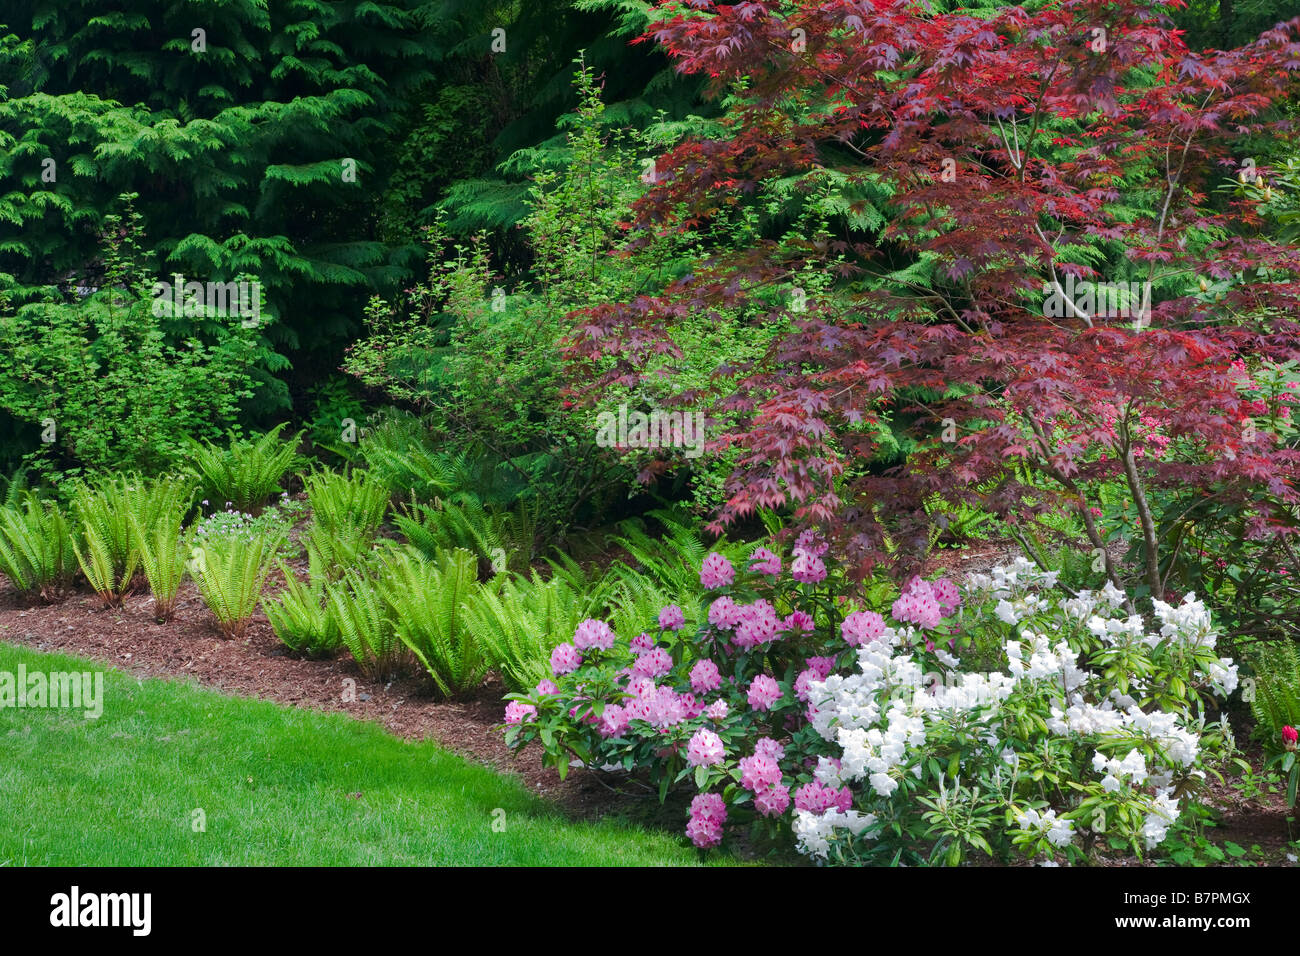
(264, 568, 340, 657)
(327, 571, 407, 680)
(379, 548, 486, 696)
(69, 475, 147, 605)
(303, 469, 390, 538)
(190, 530, 284, 640)
(0, 201, 260, 478)
(606, 508, 753, 617)
(1247, 642, 1300, 806)
(395, 496, 539, 577)
(465, 569, 609, 693)
(302, 522, 379, 583)
(0, 492, 76, 601)
(186, 424, 304, 514)
(130, 477, 198, 622)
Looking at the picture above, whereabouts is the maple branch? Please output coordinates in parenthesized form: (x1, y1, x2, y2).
(1034, 222, 1094, 327)
(1116, 404, 1164, 601)
(1023, 411, 1126, 597)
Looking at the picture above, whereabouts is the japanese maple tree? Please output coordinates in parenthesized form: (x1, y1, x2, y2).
(566, 0, 1300, 601)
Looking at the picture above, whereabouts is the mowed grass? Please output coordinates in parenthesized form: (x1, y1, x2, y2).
(0, 644, 723, 866)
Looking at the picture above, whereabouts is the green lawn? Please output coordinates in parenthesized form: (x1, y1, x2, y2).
(0, 643, 720, 866)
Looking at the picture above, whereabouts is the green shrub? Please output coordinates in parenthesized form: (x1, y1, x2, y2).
(190, 530, 283, 639)
(186, 424, 304, 513)
(69, 475, 145, 605)
(606, 508, 751, 617)
(379, 548, 486, 696)
(303, 469, 390, 537)
(0, 200, 260, 477)
(264, 567, 340, 657)
(0, 492, 76, 601)
(395, 496, 539, 577)
(130, 477, 197, 622)
(328, 571, 407, 680)
(357, 419, 530, 507)
(302, 521, 379, 583)
(1248, 642, 1300, 743)
(465, 568, 607, 693)
(70, 473, 197, 607)
(1247, 642, 1300, 807)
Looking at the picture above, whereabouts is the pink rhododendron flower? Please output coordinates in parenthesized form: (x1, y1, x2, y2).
(504, 701, 536, 724)
(749, 546, 781, 576)
(630, 632, 656, 654)
(748, 674, 783, 712)
(892, 579, 942, 629)
(795, 668, 825, 702)
(700, 552, 735, 589)
(1284, 725, 1298, 747)
(791, 549, 827, 583)
(625, 685, 688, 729)
(632, 646, 673, 678)
(753, 782, 791, 818)
(708, 595, 744, 630)
(754, 737, 785, 762)
(550, 642, 582, 675)
(658, 604, 686, 631)
(686, 793, 727, 848)
(625, 675, 657, 700)
(705, 699, 729, 721)
(842, 610, 887, 647)
(794, 780, 853, 814)
(686, 728, 725, 767)
(599, 703, 629, 738)
(795, 529, 828, 557)
(738, 753, 783, 792)
(782, 610, 814, 633)
(734, 599, 780, 648)
(681, 692, 704, 720)
(573, 618, 615, 651)
(930, 577, 961, 616)
(690, 658, 722, 693)
(535, 678, 559, 695)
(805, 655, 837, 680)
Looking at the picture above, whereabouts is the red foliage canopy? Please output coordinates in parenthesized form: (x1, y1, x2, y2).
(566, 0, 1300, 590)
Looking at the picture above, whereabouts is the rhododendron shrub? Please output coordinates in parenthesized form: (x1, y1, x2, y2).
(798, 560, 1238, 865)
(502, 549, 1237, 863)
(502, 541, 876, 815)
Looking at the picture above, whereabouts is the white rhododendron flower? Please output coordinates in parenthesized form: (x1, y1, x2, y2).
(797, 563, 1231, 865)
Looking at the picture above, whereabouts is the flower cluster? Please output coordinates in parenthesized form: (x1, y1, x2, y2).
(502, 548, 1234, 865)
(797, 558, 1235, 864)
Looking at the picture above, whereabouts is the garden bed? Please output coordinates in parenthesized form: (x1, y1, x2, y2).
(3, 569, 1294, 866)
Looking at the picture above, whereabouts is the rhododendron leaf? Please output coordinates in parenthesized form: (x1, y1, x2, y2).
(694, 765, 709, 789)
